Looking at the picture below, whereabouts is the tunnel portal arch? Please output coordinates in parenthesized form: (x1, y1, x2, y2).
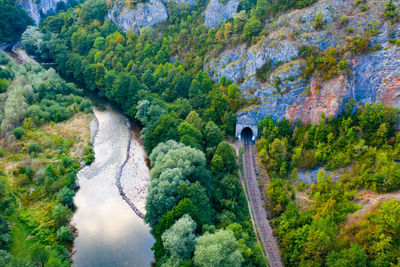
(235, 114, 258, 142)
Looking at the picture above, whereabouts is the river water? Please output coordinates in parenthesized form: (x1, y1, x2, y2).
(71, 105, 155, 266)
(1, 44, 155, 266)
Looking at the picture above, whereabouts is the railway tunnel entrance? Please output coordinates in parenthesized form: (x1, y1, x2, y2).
(235, 113, 258, 142)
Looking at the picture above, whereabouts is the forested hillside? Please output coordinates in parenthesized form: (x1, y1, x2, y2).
(0, 53, 93, 266)
(257, 102, 400, 266)
(9, 0, 400, 265)
(0, 0, 32, 42)
(18, 0, 290, 264)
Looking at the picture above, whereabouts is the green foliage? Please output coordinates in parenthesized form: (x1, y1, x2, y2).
(56, 226, 73, 242)
(211, 142, 237, 175)
(0, 78, 9, 93)
(12, 127, 25, 140)
(79, 0, 108, 24)
(266, 179, 289, 216)
(0, 0, 33, 42)
(313, 11, 325, 30)
(194, 230, 244, 267)
(161, 214, 197, 259)
(384, 0, 398, 22)
(260, 103, 400, 266)
(326, 243, 368, 267)
(243, 17, 262, 42)
(28, 142, 42, 154)
(0, 215, 11, 250)
(57, 186, 75, 207)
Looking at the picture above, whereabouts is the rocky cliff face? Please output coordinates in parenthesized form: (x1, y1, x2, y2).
(207, 0, 400, 125)
(19, 0, 67, 24)
(204, 0, 239, 29)
(106, 0, 168, 32)
(107, 0, 198, 32)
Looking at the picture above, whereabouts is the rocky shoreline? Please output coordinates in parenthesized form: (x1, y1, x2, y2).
(116, 117, 146, 219)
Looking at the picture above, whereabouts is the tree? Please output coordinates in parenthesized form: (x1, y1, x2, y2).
(177, 182, 212, 225)
(194, 230, 244, 267)
(0, 0, 33, 43)
(161, 214, 197, 259)
(204, 121, 223, 148)
(243, 17, 262, 42)
(326, 243, 368, 267)
(153, 198, 201, 259)
(52, 204, 72, 227)
(0, 215, 11, 250)
(57, 186, 75, 207)
(314, 11, 325, 30)
(12, 127, 25, 140)
(30, 244, 49, 267)
(211, 142, 237, 175)
(178, 121, 203, 148)
(303, 217, 337, 263)
(185, 111, 203, 131)
(56, 226, 73, 242)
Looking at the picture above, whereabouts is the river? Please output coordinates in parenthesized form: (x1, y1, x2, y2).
(1, 43, 155, 266)
(71, 104, 155, 266)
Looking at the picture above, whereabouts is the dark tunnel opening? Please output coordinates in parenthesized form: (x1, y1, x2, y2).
(241, 127, 253, 141)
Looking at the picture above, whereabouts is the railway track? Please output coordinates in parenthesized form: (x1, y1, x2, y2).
(242, 135, 283, 267)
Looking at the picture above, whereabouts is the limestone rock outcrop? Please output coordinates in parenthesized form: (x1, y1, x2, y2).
(19, 0, 67, 24)
(106, 0, 168, 32)
(206, 0, 400, 125)
(204, 0, 239, 29)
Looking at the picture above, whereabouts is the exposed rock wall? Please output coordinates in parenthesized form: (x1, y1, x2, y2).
(207, 0, 400, 124)
(106, 0, 168, 32)
(19, 0, 68, 24)
(204, 0, 239, 29)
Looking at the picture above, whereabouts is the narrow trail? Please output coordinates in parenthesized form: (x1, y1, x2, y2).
(116, 117, 145, 219)
(242, 133, 283, 267)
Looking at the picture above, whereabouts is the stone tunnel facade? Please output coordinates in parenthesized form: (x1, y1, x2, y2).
(235, 113, 258, 141)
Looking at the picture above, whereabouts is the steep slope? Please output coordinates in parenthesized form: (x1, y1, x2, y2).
(206, 0, 400, 124)
(19, 0, 68, 24)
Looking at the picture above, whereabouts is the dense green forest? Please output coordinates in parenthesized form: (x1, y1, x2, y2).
(0, 0, 33, 43)
(15, 0, 358, 264)
(0, 53, 93, 266)
(18, 0, 301, 264)
(6, 0, 399, 265)
(257, 102, 400, 266)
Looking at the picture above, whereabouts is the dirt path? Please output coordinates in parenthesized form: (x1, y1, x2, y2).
(242, 137, 283, 267)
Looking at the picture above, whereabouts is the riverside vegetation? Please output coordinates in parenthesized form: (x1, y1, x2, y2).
(0, 53, 93, 266)
(1, 0, 400, 265)
(13, 0, 321, 265)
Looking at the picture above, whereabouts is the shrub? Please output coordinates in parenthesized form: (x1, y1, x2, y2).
(243, 17, 262, 42)
(313, 11, 325, 30)
(12, 127, 25, 139)
(338, 15, 349, 27)
(28, 142, 42, 153)
(384, 0, 399, 22)
(0, 78, 8, 93)
(56, 226, 73, 242)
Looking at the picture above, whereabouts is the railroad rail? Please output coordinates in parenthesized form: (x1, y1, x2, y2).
(242, 134, 284, 267)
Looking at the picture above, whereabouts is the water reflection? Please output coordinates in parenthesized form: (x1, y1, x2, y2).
(72, 106, 154, 267)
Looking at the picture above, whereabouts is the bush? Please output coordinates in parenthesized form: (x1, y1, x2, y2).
(28, 142, 42, 154)
(56, 226, 73, 242)
(313, 11, 325, 30)
(12, 127, 25, 139)
(57, 186, 75, 207)
(0, 78, 8, 93)
(384, 0, 398, 22)
(243, 17, 262, 42)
